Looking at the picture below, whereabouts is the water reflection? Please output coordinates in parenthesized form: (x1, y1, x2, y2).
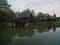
(1, 26, 60, 45)
(53, 27, 56, 32)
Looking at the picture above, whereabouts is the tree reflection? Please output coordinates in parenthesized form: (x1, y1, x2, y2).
(53, 27, 56, 32)
(32, 25, 52, 33)
(0, 25, 58, 45)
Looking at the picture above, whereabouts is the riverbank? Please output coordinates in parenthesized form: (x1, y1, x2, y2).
(0, 21, 60, 28)
(54, 21, 60, 26)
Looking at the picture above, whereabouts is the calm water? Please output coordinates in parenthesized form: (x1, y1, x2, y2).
(1, 25, 60, 45)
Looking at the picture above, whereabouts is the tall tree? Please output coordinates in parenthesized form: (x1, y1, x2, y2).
(21, 9, 30, 15)
(37, 12, 44, 18)
(0, 0, 16, 22)
(52, 14, 57, 22)
(53, 14, 56, 18)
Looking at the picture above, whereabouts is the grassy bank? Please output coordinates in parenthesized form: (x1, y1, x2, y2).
(54, 21, 60, 26)
(0, 21, 60, 28)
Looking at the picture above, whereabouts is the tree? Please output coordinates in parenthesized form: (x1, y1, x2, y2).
(21, 9, 30, 15)
(37, 12, 44, 18)
(0, 0, 16, 22)
(0, 0, 16, 27)
(36, 12, 45, 23)
(0, 0, 10, 10)
(52, 14, 57, 22)
(53, 14, 56, 18)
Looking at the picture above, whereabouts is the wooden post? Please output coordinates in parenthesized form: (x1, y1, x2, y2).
(14, 22, 15, 28)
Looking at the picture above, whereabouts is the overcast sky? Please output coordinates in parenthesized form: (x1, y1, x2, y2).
(7, 0, 60, 17)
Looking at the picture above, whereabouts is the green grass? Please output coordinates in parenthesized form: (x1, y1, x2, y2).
(54, 21, 60, 26)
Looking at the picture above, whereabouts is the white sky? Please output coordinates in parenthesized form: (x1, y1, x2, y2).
(7, 0, 60, 17)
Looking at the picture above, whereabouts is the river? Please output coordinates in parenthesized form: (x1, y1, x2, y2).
(1, 25, 60, 45)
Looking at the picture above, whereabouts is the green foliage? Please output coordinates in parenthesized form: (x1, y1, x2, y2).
(53, 14, 56, 18)
(54, 21, 60, 26)
(0, 0, 16, 22)
(57, 17, 60, 21)
(0, 0, 59, 27)
(21, 9, 30, 14)
(32, 11, 57, 25)
(0, 0, 10, 10)
(37, 12, 44, 18)
(0, 10, 16, 22)
(0, 0, 16, 27)
(0, 0, 8, 6)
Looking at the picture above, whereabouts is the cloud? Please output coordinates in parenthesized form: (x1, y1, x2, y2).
(7, 0, 60, 17)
